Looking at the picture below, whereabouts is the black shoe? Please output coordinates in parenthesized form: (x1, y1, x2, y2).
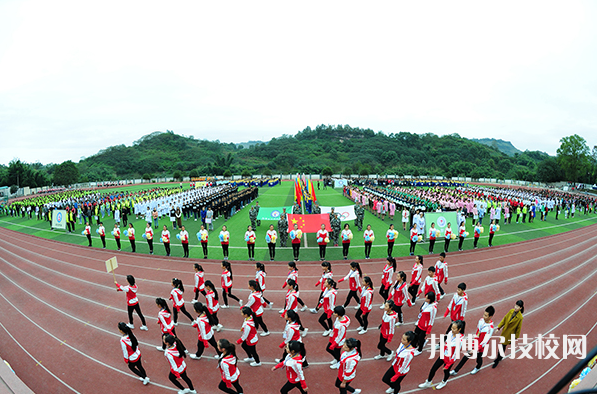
(492, 359, 501, 368)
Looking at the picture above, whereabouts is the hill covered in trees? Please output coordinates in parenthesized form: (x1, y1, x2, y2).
(2, 126, 596, 189)
(470, 138, 522, 156)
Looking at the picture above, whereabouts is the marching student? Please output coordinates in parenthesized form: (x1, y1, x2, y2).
(84, 221, 92, 247)
(409, 223, 418, 256)
(245, 225, 256, 261)
(190, 302, 221, 360)
(314, 261, 333, 309)
(338, 262, 363, 309)
(313, 278, 337, 336)
(205, 280, 223, 331)
(355, 276, 374, 334)
(236, 306, 262, 367)
(217, 339, 244, 394)
(386, 223, 397, 258)
(380, 257, 396, 306)
(220, 225, 230, 260)
(413, 292, 438, 356)
(282, 262, 308, 311)
(434, 253, 448, 297)
(277, 310, 308, 367)
(163, 334, 196, 394)
(493, 300, 524, 368)
(451, 306, 495, 375)
(198, 224, 209, 259)
(488, 219, 497, 247)
(155, 297, 176, 351)
(416, 266, 441, 302)
(341, 223, 353, 260)
(221, 261, 242, 308)
(389, 271, 414, 326)
(98, 222, 106, 249)
(161, 225, 171, 256)
(428, 223, 438, 254)
(255, 262, 273, 307)
(118, 322, 150, 385)
(126, 223, 136, 252)
(179, 225, 190, 258)
(272, 340, 308, 394)
(266, 224, 277, 261)
(407, 255, 424, 303)
(443, 222, 452, 253)
(418, 320, 465, 390)
(114, 275, 148, 330)
(170, 278, 195, 324)
(328, 306, 351, 370)
(382, 331, 416, 394)
(458, 221, 466, 251)
(374, 300, 398, 361)
(192, 264, 206, 303)
(245, 280, 270, 336)
(113, 223, 121, 251)
(473, 222, 482, 249)
(290, 223, 302, 261)
(283, 280, 300, 316)
(317, 223, 329, 261)
(144, 222, 154, 255)
(437, 282, 467, 350)
(363, 224, 374, 259)
(335, 337, 363, 394)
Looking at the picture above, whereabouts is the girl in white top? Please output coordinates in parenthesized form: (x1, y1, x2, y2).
(255, 262, 273, 307)
(316, 223, 329, 261)
(161, 225, 171, 256)
(219, 225, 230, 260)
(363, 224, 374, 259)
(118, 322, 150, 385)
(198, 225, 209, 259)
(266, 224, 277, 261)
(419, 320, 464, 390)
(340, 224, 353, 260)
(245, 225, 257, 261)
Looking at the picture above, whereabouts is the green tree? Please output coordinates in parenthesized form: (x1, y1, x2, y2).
(241, 169, 251, 178)
(342, 167, 352, 176)
(321, 167, 333, 176)
(53, 161, 79, 185)
(262, 167, 272, 177)
(557, 135, 590, 182)
(172, 171, 182, 181)
(189, 169, 199, 178)
(536, 157, 563, 183)
(142, 173, 151, 181)
(359, 167, 369, 176)
(223, 169, 232, 178)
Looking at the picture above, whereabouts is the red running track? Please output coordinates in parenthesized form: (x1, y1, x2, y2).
(0, 226, 596, 394)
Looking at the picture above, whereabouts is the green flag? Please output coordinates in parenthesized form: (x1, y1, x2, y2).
(256, 207, 292, 221)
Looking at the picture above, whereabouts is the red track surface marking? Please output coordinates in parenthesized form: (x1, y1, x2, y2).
(1, 226, 596, 394)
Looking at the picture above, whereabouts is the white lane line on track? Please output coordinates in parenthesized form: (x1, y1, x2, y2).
(0, 321, 82, 394)
(2, 216, 596, 250)
(0, 292, 178, 392)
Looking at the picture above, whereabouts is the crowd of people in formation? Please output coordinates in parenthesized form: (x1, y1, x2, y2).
(114, 256, 526, 393)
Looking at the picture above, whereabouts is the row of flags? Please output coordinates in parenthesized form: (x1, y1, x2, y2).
(294, 174, 317, 210)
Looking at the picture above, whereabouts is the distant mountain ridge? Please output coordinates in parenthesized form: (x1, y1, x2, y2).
(471, 138, 523, 156)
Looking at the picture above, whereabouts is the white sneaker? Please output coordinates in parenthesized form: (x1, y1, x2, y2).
(138, 325, 148, 331)
(126, 323, 134, 329)
(243, 357, 254, 362)
(395, 321, 402, 327)
(330, 361, 340, 369)
(470, 367, 480, 375)
(301, 306, 308, 312)
(216, 324, 223, 332)
(413, 350, 422, 356)
(358, 329, 367, 335)
(173, 322, 178, 326)
(239, 300, 243, 307)
(386, 351, 394, 361)
(353, 389, 361, 394)
(435, 344, 441, 350)
(309, 308, 318, 314)
(279, 309, 286, 314)
(450, 370, 457, 376)
(353, 306, 359, 309)
(275, 358, 281, 363)
(356, 326, 363, 331)
(260, 331, 271, 337)
(189, 354, 201, 360)
(188, 390, 197, 394)
(177, 390, 187, 394)
(386, 388, 395, 393)
(330, 360, 337, 364)
(436, 381, 447, 389)
(301, 328, 308, 337)
(373, 355, 385, 360)
(156, 346, 164, 351)
(250, 361, 262, 367)
(214, 354, 222, 359)
(418, 380, 432, 388)
(191, 299, 197, 304)
(142, 377, 150, 385)
(269, 302, 274, 308)
(221, 305, 229, 309)
(322, 329, 332, 336)
(379, 304, 385, 309)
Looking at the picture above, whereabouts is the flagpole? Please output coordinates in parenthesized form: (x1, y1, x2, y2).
(301, 177, 308, 248)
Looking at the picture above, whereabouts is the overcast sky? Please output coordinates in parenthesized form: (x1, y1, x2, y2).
(1, 0, 596, 166)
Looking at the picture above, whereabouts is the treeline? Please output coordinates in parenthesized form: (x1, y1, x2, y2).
(2, 126, 596, 190)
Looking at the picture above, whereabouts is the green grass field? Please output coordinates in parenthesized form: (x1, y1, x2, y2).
(2, 182, 597, 261)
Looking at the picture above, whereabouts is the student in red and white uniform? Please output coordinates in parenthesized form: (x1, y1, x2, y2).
(386, 223, 397, 258)
(413, 292, 438, 356)
(114, 275, 148, 330)
(283, 280, 302, 322)
(338, 262, 363, 309)
(144, 222, 154, 254)
(163, 334, 196, 393)
(98, 221, 106, 248)
(84, 221, 92, 247)
(416, 266, 441, 302)
(290, 223, 302, 261)
(335, 338, 362, 394)
(382, 331, 416, 394)
(407, 255, 424, 303)
(328, 306, 351, 369)
(155, 298, 178, 351)
(190, 302, 221, 360)
(473, 222, 482, 249)
(314, 261, 333, 309)
(161, 225, 171, 256)
(389, 271, 414, 326)
(277, 310, 308, 367)
(317, 223, 329, 261)
(434, 253, 448, 297)
(374, 300, 398, 361)
(418, 320, 465, 390)
(179, 225, 190, 258)
(428, 222, 438, 254)
(236, 307, 261, 366)
(355, 276, 374, 334)
(198, 224, 208, 258)
(255, 262, 273, 307)
(245, 225, 256, 261)
(313, 278, 337, 336)
(170, 278, 195, 324)
(113, 223, 121, 251)
(458, 222, 466, 251)
(281, 262, 307, 312)
(266, 224, 277, 261)
(341, 223, 353, 260)
(220, 225, 230, 260)
(118, 322, 150, 385)
(451, 306, 494, 376)
(488, 219, 497, 247)
(363, 224, 374, 259)
(192, 263, 206, 303)
(204, 280, 223, 331)
(218, 339, 244, 394)
(409, 223, 418, 256)
(127, 223, 136, 252)
(245, 280, 270, 336)
(380, 257, 396, 307)
(444, 222, 452, 253)
(442, 283, 467, 336)
(272, 340, 308, 394)
(221, 261, 242, 308)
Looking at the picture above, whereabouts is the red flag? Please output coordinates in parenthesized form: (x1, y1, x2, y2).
(287, 214, 330, 233)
